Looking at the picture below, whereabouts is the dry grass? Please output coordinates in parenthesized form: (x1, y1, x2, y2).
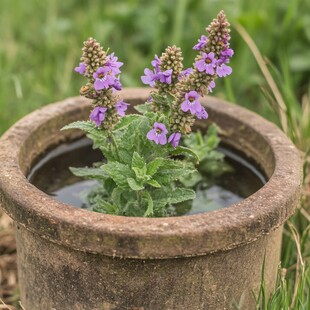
(0, 212, 18, 309)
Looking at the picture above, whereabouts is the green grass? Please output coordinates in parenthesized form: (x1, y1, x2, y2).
(253, 214, 310, 309)
(235, 18, 310, 310)
(0, 0, 309, 308)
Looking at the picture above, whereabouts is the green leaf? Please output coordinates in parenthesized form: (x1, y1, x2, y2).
(62, 121, 107, 150)
(131, 152, 148, 181)
(104, 178, 116, 194)
(69, 167, 107, 180)
(127, 177, 144, 190)
(154, 159, 196, 184)
(118, 148, 132, 165)
(151, 92, 175, 107)
(111, 187, 123, 208)
(61, 121, 97, 132)
(99, 144, 117, 161)
(134, 103, 153, 114)
(114, 114, 141, 130)
(133, 167, 148, 181)
(199, 155, 232, 176)
(146, 179, 161, 188)
(101, 162, 134, 188)
(183, 125, 222, 163)
(143, 191, 154, 217)
(120, 118, 143, 151)
(171, 146, 200, 163)
(132, 152, 145, 169)
(179, 171, 202, 187)
(146, 158, 163, 176)
(167, 188, 196, 204)
(93, 200, 119, 215)
(152, 188, 196, 206)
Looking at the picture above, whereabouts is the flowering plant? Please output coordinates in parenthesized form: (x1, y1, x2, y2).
(63, 11, 233, 217)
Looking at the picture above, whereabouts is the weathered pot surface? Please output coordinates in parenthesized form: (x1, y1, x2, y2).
(0, 88, 302, 309)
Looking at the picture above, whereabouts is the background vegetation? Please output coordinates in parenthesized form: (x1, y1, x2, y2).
(1, 0, 309, 133)
(0, 0, 309, 309)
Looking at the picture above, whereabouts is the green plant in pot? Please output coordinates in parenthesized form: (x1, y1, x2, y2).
(0, 11, 302, 310)
(63, 11, 234, 218)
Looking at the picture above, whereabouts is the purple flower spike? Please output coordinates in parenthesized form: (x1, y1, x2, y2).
(90, 106, 107, 127)
(105, 53, 123, 75)
(193, 35, 208, 50)
(146, 122, 168, 145)
(141, 68, 158, 87)
(74, 62, 86, 75)
(208, 81, 216, 93)
(158, 69, 173, 84)
(216, 64, 232, 77)
(168, 132, 181, 148)
(181, 91, 202, 115)
(195, 52, 216, 75)
(196, 106, 208, 119)
(115, 100, 129, 117)
(151, 55, 161, 73)
(93, 67, 115, 91)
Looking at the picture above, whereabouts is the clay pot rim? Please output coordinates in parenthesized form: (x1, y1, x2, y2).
(0, 88, 302, 259)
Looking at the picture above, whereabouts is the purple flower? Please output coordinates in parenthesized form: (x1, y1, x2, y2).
(181, 91, 202, 114)
(196, 106, 208, 119)
(193, 35, 208, 50)
(221, 48, 234, 58)
(168, 132, 181, 148)
(208, 81, 216, 93)
(146, 122, 168, 145)
(195, 52, 217, 75)
(90, 106, 107, 126)
(112, 78, 122, 91)
(141, 68, 158, 87)
(217, 58, 228, 66)
(93, 67, 115, 91)
(74, 63, 86, 75)
(158, 69, 173, 84)
(216, 64, 232, 77)
(178, 68, 193, 80)
(151, 55, 161, 73)
(105, 53, 123, 75)
(217, 48, 234, 67)
(115, 100, 129, 117)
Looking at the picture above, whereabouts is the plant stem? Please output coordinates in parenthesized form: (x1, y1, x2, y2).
(109, 132, 120, 161)
(137, 191, 142, 208)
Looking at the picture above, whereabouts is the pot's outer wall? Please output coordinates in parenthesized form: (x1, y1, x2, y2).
(16, 225, 283, 310)
(0, 88, 302, 309)
(0, 88, 302, 259)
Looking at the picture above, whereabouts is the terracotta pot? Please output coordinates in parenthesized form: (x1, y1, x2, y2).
(0, 88, 302, 309)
